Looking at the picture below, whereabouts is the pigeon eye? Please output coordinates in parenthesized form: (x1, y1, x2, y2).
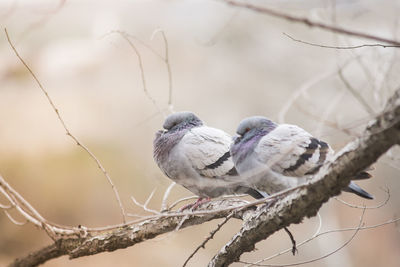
(245, 128, 250, 132)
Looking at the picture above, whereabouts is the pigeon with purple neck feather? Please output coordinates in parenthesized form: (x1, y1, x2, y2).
(230, 116, 374, 199)
(153, 112, 298, 254)
(153, 111, 265, 202)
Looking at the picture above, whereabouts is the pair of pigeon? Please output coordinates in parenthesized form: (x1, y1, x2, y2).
(153, 111, 373, 206)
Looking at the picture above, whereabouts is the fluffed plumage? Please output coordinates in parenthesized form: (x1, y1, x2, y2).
(231, 116, 373, 199)
(153, 111, 262, 198)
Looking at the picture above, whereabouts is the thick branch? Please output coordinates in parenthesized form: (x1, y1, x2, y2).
(10, 244, 62, 267)
(223, 1, 400, 46)
(208, 88, 400, 267)
(8, 199, 254, 267)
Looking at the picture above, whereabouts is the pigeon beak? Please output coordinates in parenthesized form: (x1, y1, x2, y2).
(157, 130, 167, 136)
(233, 135, 241, 144)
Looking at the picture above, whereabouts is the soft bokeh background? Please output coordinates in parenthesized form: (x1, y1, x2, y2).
(1, 0, 399, 266)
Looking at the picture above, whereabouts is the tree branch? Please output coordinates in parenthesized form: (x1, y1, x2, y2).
(222, 1, 400, 46)
(10, 244, 62, 267)
(8, 198, 255, 267)
(208, 87, 400, 267)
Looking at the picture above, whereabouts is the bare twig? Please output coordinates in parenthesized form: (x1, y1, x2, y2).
(247, 213, 322, 265)
(245, 215, 400, 267)
(4, 28, 127, 223)
(314, 86, 346, 137)
(278, 58, 353, 123)
(334, 187, 390, 209)
(151, 29, 174, 112)
(222, 1, 400, 46)
(116, 31, 166, 117)
(278, 70, 336, 123)
(161, 182, 176, 211)
(168, 195, 199, 211)
(182, 212, 235, 267)
(4, 210, 28, 226)
(338, 69, 376, 115)
(0, 202, 12, 209)
(283, 32, 400, 49)
(130, 189, 160, 215)
(0, 175, 76, 237)
(103, 29, 174, 115)
(293, 102, 358, 137)
(241, 208, 366, 267)
(167, 194, 248, 212)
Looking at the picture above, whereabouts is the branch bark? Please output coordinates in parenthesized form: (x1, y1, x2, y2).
(8, 199, 254, 267)
(208, 87, 400, 266)
(223, 1, 400, 47)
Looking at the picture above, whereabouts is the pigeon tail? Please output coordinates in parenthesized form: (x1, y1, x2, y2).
(343, 181, 374, 199)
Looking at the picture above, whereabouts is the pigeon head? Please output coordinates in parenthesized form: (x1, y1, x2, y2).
(236, 116, 277, 137)
(231, 116, 277, 167)
(163, 111, 203, 132)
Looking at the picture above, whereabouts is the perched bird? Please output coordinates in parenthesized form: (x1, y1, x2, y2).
(153, 111, 265, 202)
(154, 112, 298, 254)
(230, 116, 373, 199)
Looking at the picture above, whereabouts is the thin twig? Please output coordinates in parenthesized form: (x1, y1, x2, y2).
(334, 187, 390, 209)
(130, 189, 160, 215)
(182, 212, 235, 267)
(161, 182, 176, 211)
(338, 69, 376, 115)
(283, 227, 297, 255)
(4, 210, 28, 226)
(117, 32, 166, 118)
(248, 213, 323, 265)
(283, 32, 400, 49)
(223, 1, 400, 46)
(175, 214, 190, 232)
(314, 86, 346, 137)
(151, 29, 174, 111)
(0, 202, 12, 209)
(242, 208, 366, 267)
(246, 214, 400, 266)
(278, 58, 354, 123)
(167, 194, 248, 211)
(293, 102, 357, 137)
(4, 28, 127, 223)
(168, 196, 200, 211)
(103, 30, 173, 116)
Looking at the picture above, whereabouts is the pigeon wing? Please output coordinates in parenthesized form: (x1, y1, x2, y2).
(180, 126, 236, 178)
(255, 124, 333, 177)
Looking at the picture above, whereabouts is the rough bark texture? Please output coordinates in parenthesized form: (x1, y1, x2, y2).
(208, 88, 400, 267)
(8, 88, 400, 267)
(8, 199, 253, 267)
(10, 244, 62, 267)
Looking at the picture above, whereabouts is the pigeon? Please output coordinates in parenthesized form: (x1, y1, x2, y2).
(230, 116, 374, 199)
(153, 111, 265, 201)
(153, 112, 298, 254)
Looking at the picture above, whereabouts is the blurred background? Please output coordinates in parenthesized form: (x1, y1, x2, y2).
(0, 0, 399, 266)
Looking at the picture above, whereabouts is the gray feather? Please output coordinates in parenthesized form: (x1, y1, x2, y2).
(231, 116, 374, 199)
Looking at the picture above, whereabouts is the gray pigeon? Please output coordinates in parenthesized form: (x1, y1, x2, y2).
(154, 112, 298, 254)
(230, 116, 373, 199)
(153, 111, 265, 200)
